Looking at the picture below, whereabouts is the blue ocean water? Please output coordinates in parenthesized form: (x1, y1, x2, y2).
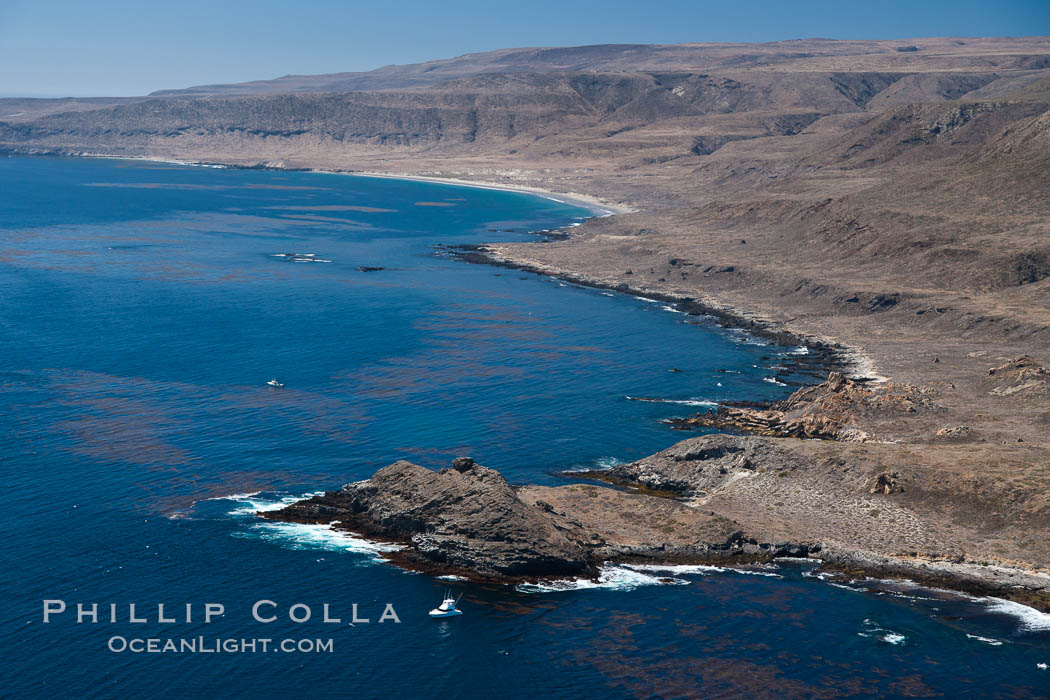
(0, 156, 1047, 698)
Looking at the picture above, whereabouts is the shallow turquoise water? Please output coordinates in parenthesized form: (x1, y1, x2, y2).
(0, 156, 1047, 698)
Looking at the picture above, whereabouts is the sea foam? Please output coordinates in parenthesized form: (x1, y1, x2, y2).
(858, 618, 907, 645)
(234, 520, 402, 560)
(516, 564, 691, 593)
(222, 492, 325, 516)
(516, 562, 784, 593)
(983, 598, 1050, 632)
(217, 493, 402, 561)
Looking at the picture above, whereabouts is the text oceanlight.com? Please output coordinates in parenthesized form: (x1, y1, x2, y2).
(107, 637, 335, 654)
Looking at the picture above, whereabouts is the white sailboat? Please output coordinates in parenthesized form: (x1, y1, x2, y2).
(428, 590, 463, 618)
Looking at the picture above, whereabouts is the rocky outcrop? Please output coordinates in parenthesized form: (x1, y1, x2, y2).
(870, 471, 904, 494)
(605, 434, 806, 497)
(668, 403, 852, 440)
(667, 371, 941, 441)
(985, 355, 1050, 397)
(264, 458, 590, 578)
(936, 425, 973, 440)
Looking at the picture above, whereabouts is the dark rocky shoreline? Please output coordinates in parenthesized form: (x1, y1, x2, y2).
(442, 242, 853, 381)
(265, 238, 1050, 610)
(262, 455, 822, 583)
(262, 451, 1050, 611)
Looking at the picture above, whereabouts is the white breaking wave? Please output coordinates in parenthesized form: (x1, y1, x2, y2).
(562, 456, 627, 473)
(858, 618, 906, 645)
(624, 396, 718, 407)
(983, 598, 1050, 632)
(236, 521, 402, 560)
(517, 562, 787, 593)
(222, 492, 325, 516)
(627, 563, 784, 579)
(218, 492, 401, 561)
(624, 563, 728, 575)
(516, 564, 692, 593)
(762, 377, 788, 386)
(195, 490, 262, 503)
(731, 568, 784, 578)
(787, 346, 810, 355)
(726, 329, 769, 346)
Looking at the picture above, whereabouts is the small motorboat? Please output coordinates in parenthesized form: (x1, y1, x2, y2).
(428, 590, 462, 618)
(267, 378, 284, 388)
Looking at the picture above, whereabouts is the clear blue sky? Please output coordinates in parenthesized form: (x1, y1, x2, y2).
(1, 0, 1047, 96)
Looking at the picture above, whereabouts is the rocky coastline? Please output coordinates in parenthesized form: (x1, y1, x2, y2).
(263, 449, 1050, 610)
(7, 39, 1050, 612)
(262, 455, 821, 580)
(15, 149, 1048, 612)
(445, 243, 855, 380)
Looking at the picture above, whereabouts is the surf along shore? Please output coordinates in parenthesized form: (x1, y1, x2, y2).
(10, 147, 1048, 611)
(233, 163, 1046, 611)
(15, 149, 1048, 611)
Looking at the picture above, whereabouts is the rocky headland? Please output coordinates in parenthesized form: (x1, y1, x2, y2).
(266, 442, 1050, 609)
(264, 455, 817, 580)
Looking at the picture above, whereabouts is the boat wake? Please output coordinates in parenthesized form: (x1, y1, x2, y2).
(966, 633, 1004, 646)
(624, 396, 718, 407)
